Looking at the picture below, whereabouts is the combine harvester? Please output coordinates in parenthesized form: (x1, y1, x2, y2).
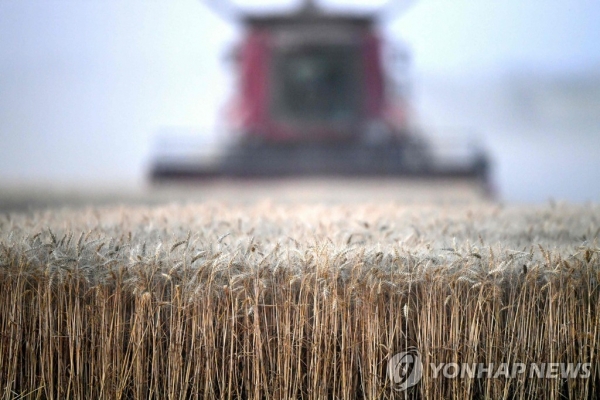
(150, 0, 491, 194)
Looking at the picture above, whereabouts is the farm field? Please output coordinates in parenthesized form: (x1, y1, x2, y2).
(0, 178, 485, 212)
(0, 182, 599, 399)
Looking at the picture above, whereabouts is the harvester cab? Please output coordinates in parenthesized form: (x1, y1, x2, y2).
(227, 0, 410, 145)
(150, 0, 490, 190)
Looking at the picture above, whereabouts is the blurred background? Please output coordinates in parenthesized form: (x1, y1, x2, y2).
(1, 0, 599, 204)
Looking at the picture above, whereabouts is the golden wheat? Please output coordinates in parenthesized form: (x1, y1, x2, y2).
(0, 201, 599, 399)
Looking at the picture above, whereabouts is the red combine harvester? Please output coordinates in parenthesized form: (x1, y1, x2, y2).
(150, 0, 490, 189)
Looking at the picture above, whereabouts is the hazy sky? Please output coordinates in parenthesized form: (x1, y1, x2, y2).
(0, 0, 599, 200)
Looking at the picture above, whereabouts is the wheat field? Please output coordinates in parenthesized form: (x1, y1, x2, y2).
(1, 199, 599, 399)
